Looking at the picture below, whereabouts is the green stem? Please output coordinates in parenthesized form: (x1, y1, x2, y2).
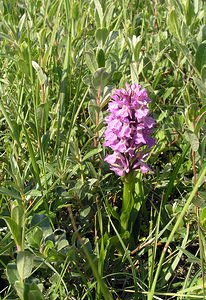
(130, 173, 144, 233)
(120, 172, 135, 233)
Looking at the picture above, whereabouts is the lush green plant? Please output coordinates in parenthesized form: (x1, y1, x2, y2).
(1, 0, 206, 299)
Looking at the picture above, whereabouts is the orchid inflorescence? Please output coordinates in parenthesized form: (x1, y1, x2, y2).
(104, 83, 155, 177)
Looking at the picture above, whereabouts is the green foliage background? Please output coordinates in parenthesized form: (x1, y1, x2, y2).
(1, 0, 206, 299)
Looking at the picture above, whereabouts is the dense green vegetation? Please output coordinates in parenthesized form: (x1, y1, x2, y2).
(1, 0, 206, 299)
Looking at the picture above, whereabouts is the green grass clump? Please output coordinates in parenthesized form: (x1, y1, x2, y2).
(1, 0, 206, 299)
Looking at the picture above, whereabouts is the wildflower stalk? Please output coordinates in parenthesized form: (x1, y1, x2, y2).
(120, 171, 135, 232)
(121, 172, 144, 233)
(104, 83, 155, 233)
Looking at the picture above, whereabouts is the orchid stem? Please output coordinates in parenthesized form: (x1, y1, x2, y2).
(120, 172, 135, 233)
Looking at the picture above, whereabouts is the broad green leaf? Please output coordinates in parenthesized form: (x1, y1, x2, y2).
(30, 214, 53, 238)
(10, 120, 21, 143)
(27, 190, 42, 197)
(80, 206, 91, 218)
(14, 281, 24, 300)
(42, 1, 62, 68)
(0, 187, 22, 200)
(41, 130, 50, 153)
(83, 148, 102, 161)
(94, 0, 104, 26)
(19, 42, 30, 76)
(130, 61, 142, 83)
(36, 103, 49, 129)
(72, 2, 79, 19)
(197, 25, 206, 44)
(32, 61, 47, 85)
(0, 101, 23, 149)
(17, 13, 26, 40)
(96, 48, 105, 67)
(163, 87, 175, 101)
(193, 0, 201, 14)
(11, 200, 24, 227)
(195, 41, 206, 73)
(92, 67, 109, 89)
(153, 69, 163, 88)
(57, 239, 69, 251)
(85, 50, 98, 74)
(43, 240, 54, 256)
(21, 122, 41, 187)
(88, 100, 99, 125)
(6, 262, 19, 285)
(184, 130, 199, 151)
(2, 217, 22, 248)
(10, 155, 23, 189)
(27, 290, 44, 300)
(17, 251, 33, 280)
(82, 74, 92, 86)
(85, 161, 98, 178)
(184, 0, 195, 26)
(201, 66, 206, 83)
(26, 283, 44, 300)
(133, 38, 142, 62)
(105, 4, 115, 28)
(167, 8, 180, 39)
(27, 227, 43, 248)
(95, 27, 109, 46)
(112, 71, 122, 83)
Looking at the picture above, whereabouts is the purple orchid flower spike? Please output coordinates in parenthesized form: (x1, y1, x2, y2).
(104, 83, 155, 177)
